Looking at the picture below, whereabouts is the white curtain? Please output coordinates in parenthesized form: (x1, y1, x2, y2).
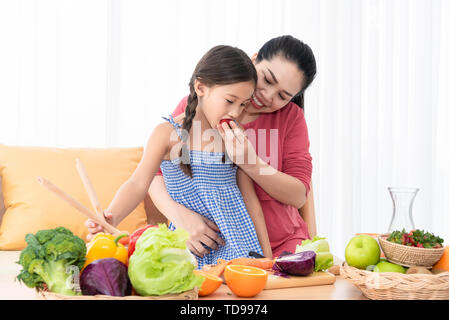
(0, 0, 448, 257)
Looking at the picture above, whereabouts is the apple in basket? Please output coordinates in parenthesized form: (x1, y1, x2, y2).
(373, 261, 406, 273)
(345, 235, 381, 269)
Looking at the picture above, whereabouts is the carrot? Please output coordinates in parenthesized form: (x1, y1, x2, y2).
(229, 258, 274, 270)
(201, 257, 274, 277)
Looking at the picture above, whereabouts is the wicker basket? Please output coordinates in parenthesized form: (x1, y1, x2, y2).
(378, 234, 445, 268)
(37, 287, 199, 300)
(340, 262, 449, 300)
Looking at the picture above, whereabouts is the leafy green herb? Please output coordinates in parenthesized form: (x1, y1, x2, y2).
(387, 229, 444, 248)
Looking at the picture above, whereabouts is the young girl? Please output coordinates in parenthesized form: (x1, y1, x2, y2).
(87, 45, 272, 268)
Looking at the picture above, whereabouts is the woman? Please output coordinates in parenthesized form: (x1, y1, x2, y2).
(87, 35, 317, 259)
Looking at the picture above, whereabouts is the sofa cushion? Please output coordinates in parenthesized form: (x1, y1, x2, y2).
(0, 145, 148, 250)
(0, 177, 4, 224)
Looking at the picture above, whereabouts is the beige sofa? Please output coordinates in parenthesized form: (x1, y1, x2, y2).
(0, 175, 167, 235)
(0, 175, 168, 299)
(0, 177, 5, 226)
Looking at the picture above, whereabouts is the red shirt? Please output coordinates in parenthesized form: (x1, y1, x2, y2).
(157, 96, 312, 257)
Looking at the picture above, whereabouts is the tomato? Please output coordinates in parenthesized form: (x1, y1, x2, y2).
(220, 119, 233, 126)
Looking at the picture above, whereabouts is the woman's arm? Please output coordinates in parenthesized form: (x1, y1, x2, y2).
(218, 121, 307, 209)
(148, 176, 225, 257)
(241, 157, 307, 209)
(299, 182, 317, 238)
(237, 169, 272, 259)
(103, 123, 170, 226)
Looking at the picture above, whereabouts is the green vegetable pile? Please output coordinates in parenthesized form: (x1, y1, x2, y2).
(388, 229, 444, 248)
(295, 236, 334, 271)
(128, 224, 203, 296)
(16, 227, 87, 296)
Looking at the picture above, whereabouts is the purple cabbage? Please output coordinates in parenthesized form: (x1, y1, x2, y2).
(272, 251, 316, 276)
(278, 250, 293, 258)
(80, 258, 131, 296)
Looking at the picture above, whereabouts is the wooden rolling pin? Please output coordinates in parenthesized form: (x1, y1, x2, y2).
(37, 176, 122, 235)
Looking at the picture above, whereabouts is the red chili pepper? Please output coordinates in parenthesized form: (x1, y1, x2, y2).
(128, 225, 158, 258)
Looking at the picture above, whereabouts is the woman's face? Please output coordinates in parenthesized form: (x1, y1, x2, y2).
(245, 54, 304, 114)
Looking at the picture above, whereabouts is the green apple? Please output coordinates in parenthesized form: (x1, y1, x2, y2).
(345, 235, 381, 269)
(373, 261, 406, 273)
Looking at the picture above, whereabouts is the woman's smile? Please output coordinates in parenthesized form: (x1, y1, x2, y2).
(250, 92, 268, 109)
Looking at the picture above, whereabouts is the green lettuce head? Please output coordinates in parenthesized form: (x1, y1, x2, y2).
(128, 224, 203, 296)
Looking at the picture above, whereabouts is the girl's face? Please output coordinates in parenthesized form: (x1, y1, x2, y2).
(195, 80, 255, 128)
(246, 54, 305, 114)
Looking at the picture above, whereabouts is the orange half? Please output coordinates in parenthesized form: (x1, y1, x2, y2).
(194, 270, 223, 297)
(224, 264, 268, 297)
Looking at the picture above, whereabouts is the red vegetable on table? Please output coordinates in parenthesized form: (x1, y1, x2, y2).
(128, 225, 158, 258)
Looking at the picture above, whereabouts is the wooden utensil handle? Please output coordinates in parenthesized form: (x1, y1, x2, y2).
(37, 176, 121, 235)
(75, 158, 104, 217)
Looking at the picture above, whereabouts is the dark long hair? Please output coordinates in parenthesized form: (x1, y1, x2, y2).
(256, 35, 317, 110)
(179, 45, 258, 177)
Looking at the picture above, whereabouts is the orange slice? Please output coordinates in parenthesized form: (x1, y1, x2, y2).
(194, 270, 223, 297)
(224, 264, 268, 297)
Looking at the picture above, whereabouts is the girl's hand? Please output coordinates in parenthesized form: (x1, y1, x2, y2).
(174, 209, 226, 258)
(85, 212, 114, 242)
(216, 121, 258, 167)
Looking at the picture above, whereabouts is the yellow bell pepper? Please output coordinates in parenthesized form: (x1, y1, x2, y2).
(83, 233, 128, 270)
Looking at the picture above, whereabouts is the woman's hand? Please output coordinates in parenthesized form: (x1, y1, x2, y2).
(173, 209, 226, 258)
(218, 120, 307, 208)
(216, 121, 258, 167)
(85, 210, 225, 258)
(148, 176, 226, 257)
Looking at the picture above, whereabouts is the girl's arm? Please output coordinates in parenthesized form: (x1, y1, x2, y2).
(103, 123, 170, 226)
(148, 176, 225, 257)
(237, 169, 273, 259)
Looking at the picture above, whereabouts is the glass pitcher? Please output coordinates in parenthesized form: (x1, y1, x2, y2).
(387, 187, 418, 233)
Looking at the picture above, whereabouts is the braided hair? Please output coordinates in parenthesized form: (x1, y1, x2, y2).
(179, 45, 258, 177)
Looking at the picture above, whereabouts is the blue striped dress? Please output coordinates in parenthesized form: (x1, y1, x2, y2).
(160, 115, 263, 269)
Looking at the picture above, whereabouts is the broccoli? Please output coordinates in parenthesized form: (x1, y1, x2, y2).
(16, 227, 87, 296)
